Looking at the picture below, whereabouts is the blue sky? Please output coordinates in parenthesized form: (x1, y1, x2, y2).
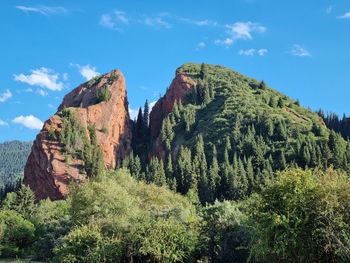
(0, 0, 349, 142)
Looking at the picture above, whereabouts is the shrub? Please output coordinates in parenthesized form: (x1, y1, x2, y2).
(0, 209, 35, 257)
(96, 86, 112, 103)
(246, 168, 350, 263)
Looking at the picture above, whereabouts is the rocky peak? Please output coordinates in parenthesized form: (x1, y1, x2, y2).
(149, 70, 196, 140)
(24, 69, 132, 200)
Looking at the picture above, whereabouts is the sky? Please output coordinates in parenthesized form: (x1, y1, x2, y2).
(0, 0, 349, 142)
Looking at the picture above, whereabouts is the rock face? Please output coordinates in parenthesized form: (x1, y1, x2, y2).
(24, 70, 132, 200)
(149, 69, 196, 159)
(149, 69, 196, 140)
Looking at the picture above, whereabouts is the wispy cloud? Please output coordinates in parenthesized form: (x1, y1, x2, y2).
(144, 16, 171, 28)
(195, 42, 206, 50)
(100, 10, 129, 30)
(0, 89, 12, 102)
(215, 21, 266, 47)
(12, 115, 43, 130)
(214, 38, 234, 47)
(14, 68, 64, 91)
(15, 5, 67, 16)
(326, 5, 334, 14)
(71, 64, 100, 81)
(0, 119, 8, 126)
(238, 49, 256, 56)
(36, 89, 48, 96)
(99, 11, 219, 31)
(238, 48, 268, 56)
(289, 44, 311, 57)
(258, 48, 268, 56)
(337, 11, 350, 19)
(179, 17, 217, 27)
(115, 11, 129, 24)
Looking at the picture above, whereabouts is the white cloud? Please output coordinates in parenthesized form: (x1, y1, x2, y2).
(215, 21, 266, 47)
(144, 17, 171, 28)
(196, 42, 206, 50)
(14, 68, 64, 91)
(214, 38, 234, 47)
(99, 10, 129, 30)
(100, 14, 117, 30)
(239, 49, 256, 56)
(289, 44, 311, 57)
(115, 11, 129, 24)
(0, 89, 12, 102)
(149, 101, 157, 110)
(129, 107, 139, 120)
(12, 115, 43, 130)
(62, 73, 69, 81)
(71, 64, 100, 81)
(337, 12, 350, 19)
(0, 119, 8, 126)
(227, 22, 266, 40)
(258, 48, 268, 56)
(129, 100, 157, 120)
(180, 17, 217, 27)
(37, 89, 48, 96)
(15, 5, 67, 16)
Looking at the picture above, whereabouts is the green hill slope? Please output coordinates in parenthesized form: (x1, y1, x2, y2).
(133, 63, 350, 203)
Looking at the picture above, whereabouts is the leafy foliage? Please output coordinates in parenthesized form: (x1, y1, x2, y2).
(246, 168, 350, 263)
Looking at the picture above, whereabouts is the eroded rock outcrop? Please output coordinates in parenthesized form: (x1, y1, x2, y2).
(149, 69, 196, 159)
(149, 70, 196, 139)
(24, 70, 132, 200)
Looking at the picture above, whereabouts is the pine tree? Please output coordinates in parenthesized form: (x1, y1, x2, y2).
(259, 80, 266, 90)
(246, 157, 255, 193)
(160, 117, 174, 152)
(194, 135, 209, 204)
(237, 157, 248, 198)
(175, 146, 193, 194)
(129, 153, 141, 180)
(172, 100, 181, 120)
(279, 150, 287, 170)
(143, 100, 149, 128)
(207, 145, 219, 202)
(278, 97, 284, 108)
(136, 107, 143, 138)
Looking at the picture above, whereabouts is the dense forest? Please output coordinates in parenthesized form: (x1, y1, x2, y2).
(0, 141, 32, 200)
(129, 63, 350, 205)
(1, 63, 350, 262)
(318, 110, 350, 140)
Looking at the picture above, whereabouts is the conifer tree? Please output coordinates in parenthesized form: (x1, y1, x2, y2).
(143, 100, 149, 128)
(246, 157, 255, 193)
(175, 146, 193, 194)
(160, 117, 174, 152)
(207, 145, 220, 202)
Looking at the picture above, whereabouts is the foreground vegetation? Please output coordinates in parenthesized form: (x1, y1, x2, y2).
(1, 168, 350, 262)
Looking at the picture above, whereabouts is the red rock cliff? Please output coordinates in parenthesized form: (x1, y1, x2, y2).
(149, 70, 196, 140)
(24, 70, 132, 200)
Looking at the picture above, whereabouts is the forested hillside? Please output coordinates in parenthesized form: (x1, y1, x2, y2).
(2, 63, 350, 262)
(0, 141, 32, 199)
(129, 63, 350, 204)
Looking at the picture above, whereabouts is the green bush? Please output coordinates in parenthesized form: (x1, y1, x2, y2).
(0, 209, 35, 257)
(95, 86, 112, 103)
(246, 168, 350, 263)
